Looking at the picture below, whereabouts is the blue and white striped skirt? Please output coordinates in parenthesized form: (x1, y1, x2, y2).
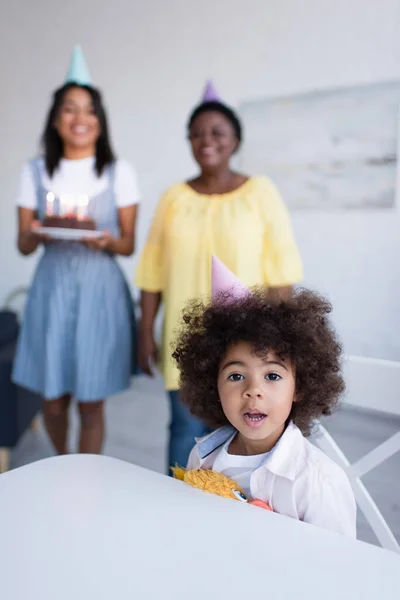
(12, 243, 136, 402)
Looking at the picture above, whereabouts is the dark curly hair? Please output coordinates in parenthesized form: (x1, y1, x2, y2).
(172, 288, 344, 437)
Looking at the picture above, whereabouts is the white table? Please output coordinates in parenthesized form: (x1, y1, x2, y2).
(0, 455, 398, 600)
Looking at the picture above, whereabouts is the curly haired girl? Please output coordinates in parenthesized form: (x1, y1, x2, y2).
(172, 257, 356, 537)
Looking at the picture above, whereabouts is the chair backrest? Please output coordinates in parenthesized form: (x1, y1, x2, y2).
(342, 355, 400, 416)
(0, 311, 19, 347)
(315, 355, 400, 553)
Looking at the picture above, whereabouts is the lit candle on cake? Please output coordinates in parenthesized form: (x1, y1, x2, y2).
(59, 194, 67, 216)
(76, 194, 89, 221)
(66, 195, 75, 217)
(60, 195, 75, 217)
(45, 192, 55, 216)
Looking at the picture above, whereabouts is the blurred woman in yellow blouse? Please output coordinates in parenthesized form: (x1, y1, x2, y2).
(136, 82, 303, 473)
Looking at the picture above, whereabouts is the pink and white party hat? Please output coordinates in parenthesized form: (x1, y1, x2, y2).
(211, 255, 252, 301)
(202, 80, 222, 103)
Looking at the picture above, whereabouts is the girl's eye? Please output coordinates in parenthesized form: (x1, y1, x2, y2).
(228, 373, 244, 381)
(232, 489, 248, 502)
(266, 373, 281, 382)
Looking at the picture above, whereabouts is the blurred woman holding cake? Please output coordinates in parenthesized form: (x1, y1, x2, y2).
(136, 81, 303, 473)
(12, 46, 139, 455)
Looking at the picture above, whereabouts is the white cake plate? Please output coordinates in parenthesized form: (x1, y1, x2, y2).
(34, 227, 102, 241)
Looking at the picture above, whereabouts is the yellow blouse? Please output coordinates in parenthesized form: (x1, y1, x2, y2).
(136, 177, 303, 390)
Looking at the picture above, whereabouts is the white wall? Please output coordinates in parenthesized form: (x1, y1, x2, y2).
(1, 0, 399, 359)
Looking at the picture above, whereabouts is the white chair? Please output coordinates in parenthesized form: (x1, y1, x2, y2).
(2, 285, 29, 322)
(315, 355, 400, 553)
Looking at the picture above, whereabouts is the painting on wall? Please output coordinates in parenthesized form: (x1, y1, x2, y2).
(239, 81, 400, 210)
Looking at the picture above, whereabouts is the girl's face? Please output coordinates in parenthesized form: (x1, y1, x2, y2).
(217, 341, 296, 455)
(189, 110, 238, 173)
(54, 87, 100, 153)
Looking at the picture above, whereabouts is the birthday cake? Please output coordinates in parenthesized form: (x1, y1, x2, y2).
(42, 192, 97, 231)
(42, 215, 96, 230)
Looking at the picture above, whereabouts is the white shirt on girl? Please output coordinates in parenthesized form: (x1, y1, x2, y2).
(187, 421, 357, 538)
(212, 432, 270, 497)
(15, 156, 140, 209)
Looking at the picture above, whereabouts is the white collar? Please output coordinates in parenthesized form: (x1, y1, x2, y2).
(196, 421, 305, 481)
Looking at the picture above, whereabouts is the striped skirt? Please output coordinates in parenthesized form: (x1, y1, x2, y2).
(12, 243, 135, 402)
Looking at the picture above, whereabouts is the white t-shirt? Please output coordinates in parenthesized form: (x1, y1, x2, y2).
(212, 433, 270, 497)
(15, 156, 140, 210)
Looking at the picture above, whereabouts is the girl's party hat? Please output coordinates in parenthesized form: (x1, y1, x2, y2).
(211, 256, 252, 301)
(65, 45, 92, 86)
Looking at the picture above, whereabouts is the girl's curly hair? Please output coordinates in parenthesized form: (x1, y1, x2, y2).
(172, 288, 345, 437)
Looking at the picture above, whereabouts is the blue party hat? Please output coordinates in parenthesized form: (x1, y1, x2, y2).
(65, 45, 92, 85)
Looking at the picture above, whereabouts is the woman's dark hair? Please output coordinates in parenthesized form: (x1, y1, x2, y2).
(41, 82, 115, 177)
(173, 288, 345, 437)
(187, 101, 243, 143)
